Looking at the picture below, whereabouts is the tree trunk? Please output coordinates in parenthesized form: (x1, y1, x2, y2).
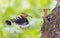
(41, 5, 60, 38)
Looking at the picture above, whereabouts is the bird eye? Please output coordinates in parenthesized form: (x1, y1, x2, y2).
(5, 20, 12, 25)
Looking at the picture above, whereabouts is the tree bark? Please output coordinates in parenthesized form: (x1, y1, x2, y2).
(41, 5, 60, 38)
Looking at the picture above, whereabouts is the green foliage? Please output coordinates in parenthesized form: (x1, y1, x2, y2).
(0, 0, 55, 38)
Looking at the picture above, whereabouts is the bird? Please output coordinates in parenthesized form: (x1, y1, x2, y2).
(5, 13, 31, 28)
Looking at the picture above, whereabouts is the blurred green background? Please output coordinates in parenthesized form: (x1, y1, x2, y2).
(0, 0, 56, 38)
